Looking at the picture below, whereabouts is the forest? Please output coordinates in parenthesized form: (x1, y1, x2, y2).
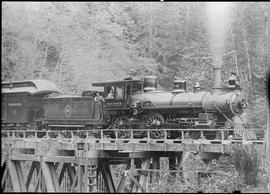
(2, 2, 269, 128)
(2, 2, 270, 192)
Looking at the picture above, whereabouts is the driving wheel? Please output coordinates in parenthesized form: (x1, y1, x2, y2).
(112, 116, 131, 138)
(144, 112, 165, 139)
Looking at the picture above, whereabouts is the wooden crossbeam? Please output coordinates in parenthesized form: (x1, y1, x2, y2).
(77, 165, 84, 192)
(152, 156, 160, 181)
(7, 160, 26, 192)
(15, 161, 26, 192)
(67, 163, 76, 186)
(25, 161, 38, 191)
(1, 167, 8, 189)
(116, 163, 131, 193)
(34, 163, 42, 192)
(138, 158, 151, 193)
(100, 161, 116, 193)
(48, 162, 61, 192)
(54, 162, 60, 170)
(109, 165, 118, 188)
(169, 154, 177, 179)
(126, 171, 145, 192)
(41, 161, 56, 192)
(70, 168, 78, 192)
(35, 161, 61, 192)
(84, 165, 88, 192)
(58, 163, 68, 185)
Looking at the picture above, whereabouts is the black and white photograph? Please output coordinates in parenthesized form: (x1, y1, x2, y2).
(1, 1, 270, 193)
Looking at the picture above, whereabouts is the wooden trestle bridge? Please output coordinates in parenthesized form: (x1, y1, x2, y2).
(1, 128, 265, 192)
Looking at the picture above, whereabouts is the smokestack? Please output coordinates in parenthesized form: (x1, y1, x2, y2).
(211, 42, 223, 89)
(212, 52, 223, 88)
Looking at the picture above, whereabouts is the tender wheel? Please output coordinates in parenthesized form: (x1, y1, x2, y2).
(112, 116, 131, 139)
(76, 131, 86, 139)
(189, 131, 201, 139)
(144, 113, 165, 139)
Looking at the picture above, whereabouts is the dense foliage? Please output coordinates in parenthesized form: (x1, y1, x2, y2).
(2, 2, 269, 125)
(146, 151, 268, 193)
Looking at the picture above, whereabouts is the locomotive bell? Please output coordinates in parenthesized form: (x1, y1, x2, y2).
(143, 76, 157, 92)
(173, 80, 186, 93)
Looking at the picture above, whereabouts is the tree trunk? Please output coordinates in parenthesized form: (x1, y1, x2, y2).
(31, 36, 38, 79)
(58, 60, 63, 86)
(266, 4, 270, 192)
(149, 2, 153, 57)
(230, 29, 240, 77)
(39, 46, 48, 78)
(53, 52, 62, 84)
(186, 4, 190, 41)
(244, 30, 252, 84)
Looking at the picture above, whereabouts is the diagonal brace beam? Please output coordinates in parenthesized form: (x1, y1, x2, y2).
(7, 160, 26, 192)
(26, 161, 38, 191)
(100, 162, 116, 193)
(116, 163, 131, 193)
(41, 161, 61, 192)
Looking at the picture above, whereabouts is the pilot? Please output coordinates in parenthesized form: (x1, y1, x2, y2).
(193, 82, 201, 92)
(106, 89, 114, 99)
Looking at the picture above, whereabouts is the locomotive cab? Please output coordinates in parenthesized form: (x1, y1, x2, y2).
(92, 78, 143, 111)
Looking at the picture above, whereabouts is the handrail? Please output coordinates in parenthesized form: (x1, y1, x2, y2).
(1, 128, 265, 144)
(1, 128, 266, 133)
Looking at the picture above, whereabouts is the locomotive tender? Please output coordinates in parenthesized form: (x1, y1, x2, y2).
(2, 75, 246, 139)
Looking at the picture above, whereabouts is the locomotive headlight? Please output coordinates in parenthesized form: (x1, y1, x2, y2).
(229, 93, 247, 115)
(240, 99, 248, 108)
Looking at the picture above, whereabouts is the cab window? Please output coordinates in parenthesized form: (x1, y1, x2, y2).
(115, 86, 124, 99)
(105, 86, 114, 99)
(132, 83, 142, 93)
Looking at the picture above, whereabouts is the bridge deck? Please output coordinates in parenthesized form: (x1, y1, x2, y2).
(1, 128, 265, 159)
(1, 128, 266, 193)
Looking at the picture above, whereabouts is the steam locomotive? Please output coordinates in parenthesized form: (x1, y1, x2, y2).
(2, 74, 246, 139)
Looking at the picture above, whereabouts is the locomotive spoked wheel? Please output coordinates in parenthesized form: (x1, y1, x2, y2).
(25, 132, 35, 138)
(144, 113, 165, 139)
(74, 131, 86, 139)
(112, 116, 131, 139)
(48, 131, 58, 138)
(188, 131, 201, 140)
(215, 130, 230, 140)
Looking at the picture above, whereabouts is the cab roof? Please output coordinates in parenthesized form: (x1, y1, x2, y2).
(92, 79, 142, 87)
(2, 80, 59, 95)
